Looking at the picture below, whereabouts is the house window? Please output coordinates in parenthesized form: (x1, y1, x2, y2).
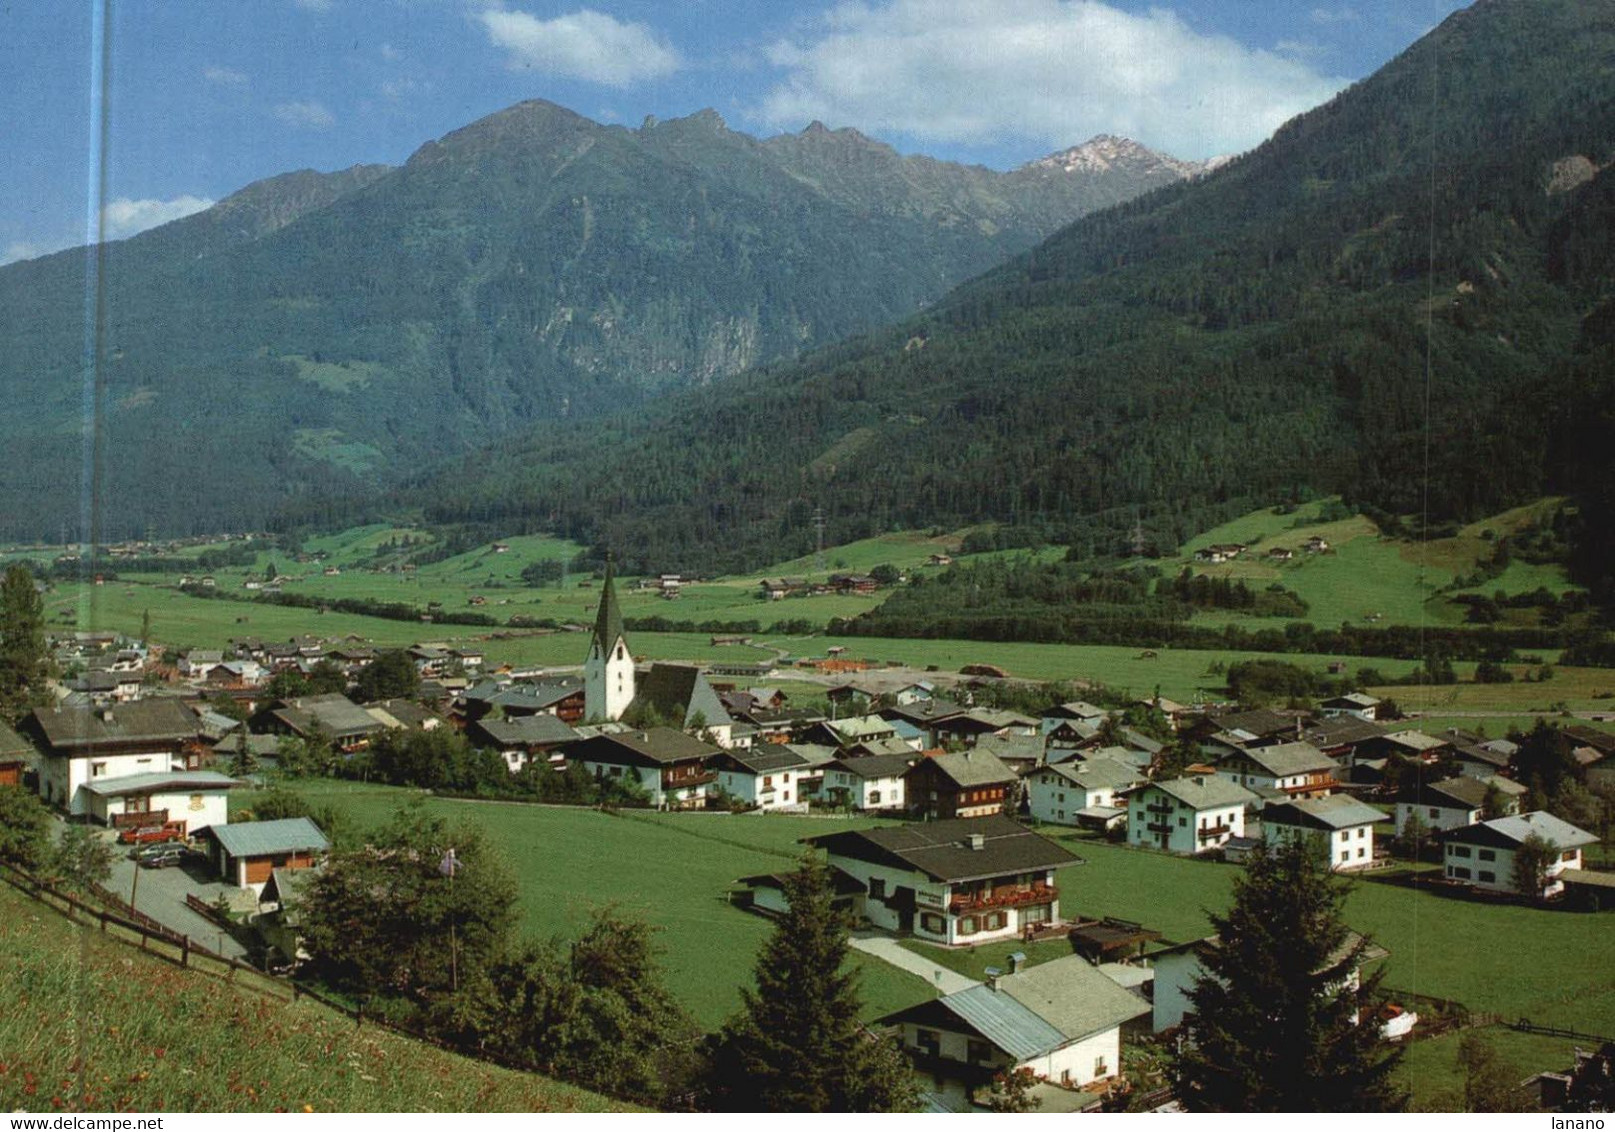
(869, 790, 882, 805)
(1178, 816, 1187, 827)
(1563, 850, 1578, 862)
(1429, 808, 1440, 819)
(1478, 849, 1495, 861)
(982, 912, 1007, 931)
(869, 877, 886, 900)
(1452, 846, 1471, 858)
(1357, 847, 1366, 858)
(763, 776, 773, 788)
(1479, 871, 1496, 884)
(1340, 851, 1349, 863)
(1339, 831, 1350, 842)
(91, 762, 107, 778)
(1358, 828, 1367, 839)
(959, 915, 979, 935)
(920, 912, 946, 934)
(1450, 866, 1472, 880)
(916, 1029, 940, 1057)
(1094, 1056, 1109, 1077)
(967, 1040, 992, 1064)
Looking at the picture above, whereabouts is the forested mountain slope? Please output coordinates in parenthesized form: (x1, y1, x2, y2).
(423, 0, 1615, 582)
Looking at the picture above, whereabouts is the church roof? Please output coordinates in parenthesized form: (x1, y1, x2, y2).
(592, 556, 627, 656)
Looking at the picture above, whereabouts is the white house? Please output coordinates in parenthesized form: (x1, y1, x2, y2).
(28, 700, 202, 817)
(81, 769, 238, 835)
(566, 727, 722, 810)
(1025, 757, 1142, 829)
(822, 754, 912, 812)
(1393, 775, 1525, 835)
(583, 559, 635, 722)
(1261, 794, 1385, 871)
(1216, 741, 1338, 799)
(711, 746, 810, 810)
(1127, 776, 1258, 855)
(1319, 693, 1382, 722)
(1438, 811, 1598, 897)
(807, 816, 1078, 944)
(881, 954, 1149, 1109)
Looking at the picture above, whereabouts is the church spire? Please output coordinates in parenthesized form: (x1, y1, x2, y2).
(592, 552, 625, 658)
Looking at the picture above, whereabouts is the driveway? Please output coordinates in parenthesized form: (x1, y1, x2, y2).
(850, 931, 977, 994)
(101, 835, 251, 961)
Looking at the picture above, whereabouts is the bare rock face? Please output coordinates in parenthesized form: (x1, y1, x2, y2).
(1547, 154, 1598, 195)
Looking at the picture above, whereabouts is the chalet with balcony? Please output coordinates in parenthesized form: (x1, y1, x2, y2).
(565, 726, 722, 809)
(1127, 776, 1258, 855)
(456, 677, 586, 726)
(467, 713, 580, 772)
(1216, 740, 1338, 799)
(808, 816, 1080, 944)
(881, 954, 1149, 1109)
(906, 749, 1016, 820)
(1438, 812, 1597, 898)
(252, 693, 386, 754)
(1262, 794, 1385, 871)
(27, 699, 205, 817)
(81, 769, 238, 835)
(1319, 692, 1382, 722)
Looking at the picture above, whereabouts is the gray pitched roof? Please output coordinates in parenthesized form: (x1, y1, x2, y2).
(475, 714, 579, 748)
(1446, 811, 1598, 850)
(1230, 741, 1336, 778)
(940, 985, 1068, 1060)
(81, 770, 239, 797)
(1264, 794, 1385, 831)
(32, 699, 202, 753)
(997, 955, 1152, 1042)
(916, 749, 1017, 788)
(810, 815, 1079, 883)
(827, 754, 914, 779)
(630, 663, 733, 731)
(211, 817, 329, 858)
(1150, 775, 1259, 811)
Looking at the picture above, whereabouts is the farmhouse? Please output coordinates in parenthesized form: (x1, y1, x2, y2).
(1127, 776, 1258, 855)
(881, 954, 1149, 1108)
(905, 749, 1017, 820)
(254, 693, 386, 753)
(205, 816, 329, 895)
(565, 726, 722, 809)
(808, 815, 1079, 944)
(28, 699, 205, 816)
(466, 713, 580, 772)
(1261, 794, 1384, 871)
(1319, 692, 1382, 722)
(1438, 811, 1597, 898)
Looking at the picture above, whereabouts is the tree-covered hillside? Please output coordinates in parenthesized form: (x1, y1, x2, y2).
(0, 103, 1189, 541)
(421, 0, 1615, 588)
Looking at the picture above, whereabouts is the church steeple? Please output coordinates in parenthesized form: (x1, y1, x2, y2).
(585, 553, 634, 721)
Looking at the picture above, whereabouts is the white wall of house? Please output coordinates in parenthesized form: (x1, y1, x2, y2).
(1025, 771, 1115, 826)
(717, 767, 800, 810)
(89, 789, 230, 835)
(824, 770, 905, 811)
(1129, 788, 1245, 855)
(1266, 822, 1375, 871)
(826, 854, 1057, 945)
(42, 750, 181, 816)
(1151, 949, 1204, 1033)
(898, 1020, 1120, 1095)
(1444, 841, 1583, 896)
(1393, 801, 1478, 834)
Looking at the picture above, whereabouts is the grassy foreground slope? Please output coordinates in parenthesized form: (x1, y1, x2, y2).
(0, 881, 628, 1113)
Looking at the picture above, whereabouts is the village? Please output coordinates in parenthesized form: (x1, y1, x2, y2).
(3, 557, 1612, 1113)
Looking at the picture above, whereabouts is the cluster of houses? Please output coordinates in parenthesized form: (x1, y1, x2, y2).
(1192, 535, 1330, 564)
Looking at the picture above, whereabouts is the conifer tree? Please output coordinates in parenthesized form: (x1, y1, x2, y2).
(0, 564, 47, 721)
(1176, 838, 1407, 1112)
(701, 855, 917, 1113)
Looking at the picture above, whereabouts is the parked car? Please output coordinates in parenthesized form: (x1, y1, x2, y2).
(137, 845, 188, 869)
(129, 840, 186, 862)
(118, 823, 184, 846)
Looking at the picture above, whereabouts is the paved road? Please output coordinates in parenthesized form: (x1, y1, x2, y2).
(100, 834, 251, 961)
(850, 931, 977, 995)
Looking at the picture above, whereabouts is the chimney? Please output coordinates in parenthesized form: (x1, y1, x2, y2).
(1008, 951, 1026, 975)
(967, 832, 986, 851)
(1192, 775, 1205, 786)
(984, 966, 1002, 991)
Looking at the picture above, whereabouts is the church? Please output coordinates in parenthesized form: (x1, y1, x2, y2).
(583, 557, 636, 722)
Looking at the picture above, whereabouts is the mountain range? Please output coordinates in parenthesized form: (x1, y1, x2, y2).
(413, 0, 1615, 580)
(0, 106, 1209, 540)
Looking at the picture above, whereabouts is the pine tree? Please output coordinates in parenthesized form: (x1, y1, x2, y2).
(1176, 838, 1407, 1112)
(0, 564, 47, 721)
(701, 855, 918, 1112)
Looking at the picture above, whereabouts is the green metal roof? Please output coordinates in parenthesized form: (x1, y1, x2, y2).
(211, 817, 329, 859)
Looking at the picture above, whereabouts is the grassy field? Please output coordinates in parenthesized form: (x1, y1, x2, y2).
(277, 781, 933, 1031)
(0, 880, 626, 1112)
(1397, 1029, 1582, 1111)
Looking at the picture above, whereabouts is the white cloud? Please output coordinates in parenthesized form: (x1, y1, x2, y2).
(204, 65, 248, 86)
(756, 0, 1346, 161)
(100, 195, 215, 241)
(1310, 6, 1359, 24)
(273, 100, 336, 129)
(1, 240, 62, 266)
(478, 7, 680, 88)
(381, 77, 422, 100)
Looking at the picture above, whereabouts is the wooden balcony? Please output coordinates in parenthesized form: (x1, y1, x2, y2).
(1197, 823, 1232, 839)
(949, 884, 1057, 915)
(1146, 820, 1173, 834)
(662, 769, 716, 789)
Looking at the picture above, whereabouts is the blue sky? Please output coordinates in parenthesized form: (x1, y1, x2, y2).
(1, 0, 1470, 265)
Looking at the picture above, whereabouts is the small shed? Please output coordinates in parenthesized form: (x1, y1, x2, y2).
(205, 817, 329, 895)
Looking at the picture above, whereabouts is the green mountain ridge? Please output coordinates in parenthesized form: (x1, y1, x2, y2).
(0, 101, 1194, 540)
(419, 0, 1615, 582)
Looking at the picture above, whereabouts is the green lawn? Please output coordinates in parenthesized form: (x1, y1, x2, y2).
(1397, 1029, 1580, 1111)
(275, 781, 932, 1030)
